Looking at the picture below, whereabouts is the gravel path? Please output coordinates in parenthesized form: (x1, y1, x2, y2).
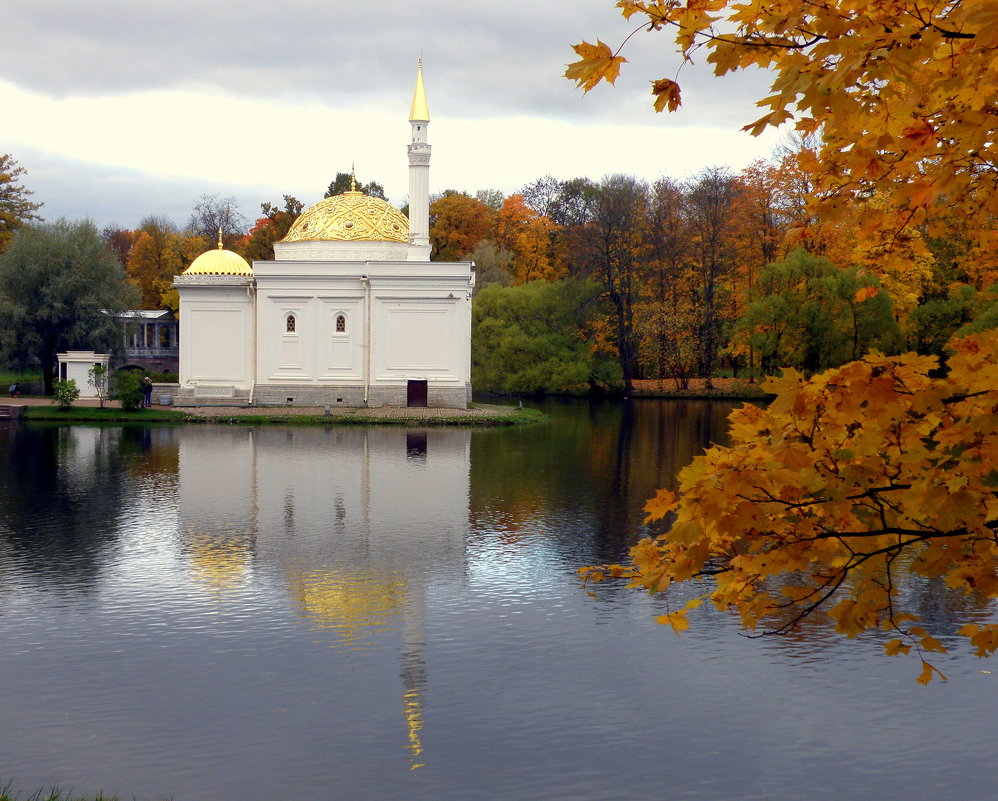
(182, 403, 516, 420)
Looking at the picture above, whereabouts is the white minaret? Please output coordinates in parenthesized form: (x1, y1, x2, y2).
(407, 59, 432, 261)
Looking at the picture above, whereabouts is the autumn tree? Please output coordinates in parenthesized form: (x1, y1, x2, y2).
(102, 226, 136, 268)
(493, 194, 562, 284)
(684, 167, 740, 387)
(581, 175, 650, 389)
(429, 192, 493, 261)
(0, 154, 43, 254)
(523, 175, 600, 279)
(126, 216, 184, 309)
(187, 194, 247, 248)
(238, 196, 304, 262)
(0, 219, 139, 393)
(569, 2, 998, 674)
(635, 177, 698, 385)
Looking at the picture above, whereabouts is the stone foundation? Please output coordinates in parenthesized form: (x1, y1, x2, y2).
(175, 383, 472, 409)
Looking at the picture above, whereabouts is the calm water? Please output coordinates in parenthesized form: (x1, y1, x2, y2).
(0, 400, 995, 801)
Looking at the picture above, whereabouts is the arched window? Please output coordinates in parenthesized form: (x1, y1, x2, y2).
(286, 314, 296, 333)
(335, 314, 346, 333)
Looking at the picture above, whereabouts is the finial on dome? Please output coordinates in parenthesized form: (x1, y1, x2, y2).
(409, 58, 430, 122)
(350, 163, 357, 193)
(217, 227, 224, 249)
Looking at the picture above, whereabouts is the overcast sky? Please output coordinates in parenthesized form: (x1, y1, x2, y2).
(3, 0, 782, 231)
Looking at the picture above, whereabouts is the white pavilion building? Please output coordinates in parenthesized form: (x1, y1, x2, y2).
(173, 63, 474, 409)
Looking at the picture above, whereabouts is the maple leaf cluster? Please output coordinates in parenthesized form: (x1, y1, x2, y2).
(567, 0, 998, 272)
(585, 329, 998, 681)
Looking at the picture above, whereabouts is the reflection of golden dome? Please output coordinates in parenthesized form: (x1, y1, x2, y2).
(186, 538, 250, 593)
(283, 191, 409, 243)
(183, 245, 253, 276)
(289, 568, 406, 644)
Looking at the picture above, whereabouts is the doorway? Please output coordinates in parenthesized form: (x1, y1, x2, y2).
(406, 380, 428, 408)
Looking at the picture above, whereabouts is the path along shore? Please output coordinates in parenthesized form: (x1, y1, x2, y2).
(3, 395, 527, 422)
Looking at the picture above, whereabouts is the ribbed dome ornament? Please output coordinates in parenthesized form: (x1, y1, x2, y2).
(283, 189, 410, 244)
(182, 239, 253, 276)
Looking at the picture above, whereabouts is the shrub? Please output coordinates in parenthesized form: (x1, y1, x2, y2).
(52, 379, 80, 409)
(113, 370, 144, 411)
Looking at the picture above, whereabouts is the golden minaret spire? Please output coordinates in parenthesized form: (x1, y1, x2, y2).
(409, 58, 430, 122)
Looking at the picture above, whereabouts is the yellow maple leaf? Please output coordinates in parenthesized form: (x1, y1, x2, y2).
(656, 609, 690, 634)
(643, 488, 678, 523)
(884, 638, 912, 656)
(651, 78, 682, 112)
(565, 40, 628, 92)
(916, 660, 947, 685)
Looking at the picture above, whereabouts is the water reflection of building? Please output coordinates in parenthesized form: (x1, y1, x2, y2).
(176, 426, 470, 769)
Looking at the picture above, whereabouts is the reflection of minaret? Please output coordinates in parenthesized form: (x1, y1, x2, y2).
(407, 59, 431, 260)
(400, 590, 428, 770)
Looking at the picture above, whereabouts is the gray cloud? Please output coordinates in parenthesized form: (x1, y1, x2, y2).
(4, 0, 772, 127)
(17, 150, 276, 231)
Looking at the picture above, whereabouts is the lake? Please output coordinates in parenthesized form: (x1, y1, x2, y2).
(0, 399, 995, 801)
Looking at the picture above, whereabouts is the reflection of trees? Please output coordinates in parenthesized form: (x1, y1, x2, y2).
(0, 425, 151, 593)
(469, 398, 740, 566)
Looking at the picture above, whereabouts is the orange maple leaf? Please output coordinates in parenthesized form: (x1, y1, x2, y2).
(901, 119, 936, 149)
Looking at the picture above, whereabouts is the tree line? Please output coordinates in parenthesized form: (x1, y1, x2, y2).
(4, 154, 998, 400)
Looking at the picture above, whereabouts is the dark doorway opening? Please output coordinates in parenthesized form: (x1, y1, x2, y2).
(407, 380, 428, 408)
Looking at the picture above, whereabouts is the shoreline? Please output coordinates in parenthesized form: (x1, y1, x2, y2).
(3, 398, 542, 426)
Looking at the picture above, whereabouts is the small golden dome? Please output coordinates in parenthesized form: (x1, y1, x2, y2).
(283, 191, 410, 244)
(183, 246, 253, 276)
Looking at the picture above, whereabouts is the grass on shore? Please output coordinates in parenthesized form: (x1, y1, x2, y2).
(0, 781, 133, 801)
(20, 404, 544, 427)
(21, 406, 187, 422)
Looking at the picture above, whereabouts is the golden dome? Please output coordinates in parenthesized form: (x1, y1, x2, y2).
(283, 190, 410, 244)
(183, 244, 253, 276)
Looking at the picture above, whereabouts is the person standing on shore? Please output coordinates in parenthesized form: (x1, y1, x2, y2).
(142, 376, 153, 407)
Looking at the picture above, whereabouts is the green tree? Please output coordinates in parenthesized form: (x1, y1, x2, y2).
(88, 363, 110, 408)
(0, 219, 139, 393)
(472, 280, 620, 395)
(0, 154, 44, 254)
(325, 172, 386, 199)
(739, 250, 900, 375)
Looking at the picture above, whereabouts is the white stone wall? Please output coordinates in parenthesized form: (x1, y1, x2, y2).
(175, 277, 255, 390)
